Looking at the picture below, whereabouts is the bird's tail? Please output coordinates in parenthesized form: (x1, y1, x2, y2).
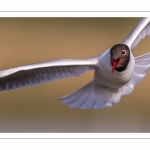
(59, 80, 123, 109)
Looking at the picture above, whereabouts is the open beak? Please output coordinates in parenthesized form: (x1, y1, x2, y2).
(111, 58, 122, 73)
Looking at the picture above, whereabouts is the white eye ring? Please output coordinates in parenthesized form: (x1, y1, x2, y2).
(122, 50, 126, 55)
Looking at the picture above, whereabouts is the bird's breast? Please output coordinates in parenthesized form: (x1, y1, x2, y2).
(94, 51, 135, 89)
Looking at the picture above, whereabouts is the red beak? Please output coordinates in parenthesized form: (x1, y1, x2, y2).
(111, 58, 122, 73)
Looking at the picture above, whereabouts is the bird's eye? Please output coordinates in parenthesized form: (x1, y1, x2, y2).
(122, 50, 126, 55)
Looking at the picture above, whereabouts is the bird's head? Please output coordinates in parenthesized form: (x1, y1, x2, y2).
(110, 44, 130, 73)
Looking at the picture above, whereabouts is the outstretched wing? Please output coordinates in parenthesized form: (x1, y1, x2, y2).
(0, 58, 97, 91)
(122, 52, 150, 95)
(122, 17, 150, 50)
(60, 80, 123, 109)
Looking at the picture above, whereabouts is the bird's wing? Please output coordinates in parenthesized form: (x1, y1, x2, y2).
(122, 52, 150, 95)
(122, 17, 150, 50)
(0, 58, 97, 91)
(60, 80, 123, 109)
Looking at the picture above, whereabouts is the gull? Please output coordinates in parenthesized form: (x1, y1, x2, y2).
(0, 18, 150, 109)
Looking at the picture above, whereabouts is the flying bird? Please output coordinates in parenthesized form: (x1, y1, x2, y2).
(0, 18, 150, 109)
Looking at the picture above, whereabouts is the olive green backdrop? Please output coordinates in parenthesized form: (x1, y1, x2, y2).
(0, 18, 149, 132)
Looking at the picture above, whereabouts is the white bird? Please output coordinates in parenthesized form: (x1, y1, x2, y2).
(0, 18, 150, 109)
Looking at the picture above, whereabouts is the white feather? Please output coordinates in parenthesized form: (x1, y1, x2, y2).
(122, 18, 150, 50)
(0, 58, 97, 91)
(122, 52, 150, 95)
(60, 80, 123, 109)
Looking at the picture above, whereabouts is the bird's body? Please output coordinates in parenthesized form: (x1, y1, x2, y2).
(94, 49, 135, 89)
(0, 17, 150, 109)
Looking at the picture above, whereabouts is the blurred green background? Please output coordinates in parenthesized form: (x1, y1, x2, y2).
(0, 17, 150, 132)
